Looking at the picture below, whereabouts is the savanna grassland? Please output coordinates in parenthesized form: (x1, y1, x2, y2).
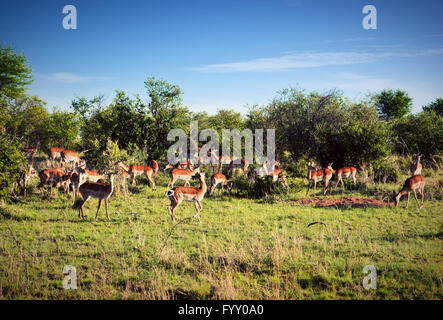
(0, 158, 442, 300)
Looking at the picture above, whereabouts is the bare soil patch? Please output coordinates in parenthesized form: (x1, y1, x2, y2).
(289, 196, 392, 208)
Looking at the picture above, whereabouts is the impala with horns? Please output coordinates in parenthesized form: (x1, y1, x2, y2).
(114, 160, 156, 190)
(166, 167, 201, 191)
(392, 175, 425, 209)
(306, 162, 335, 196)
(78, 171, 117, 221)
(209, 172, 232, 196)
(334, 166, 357, 190)
(410, 154, 423, 176)
(37, 168, 65, 193)
(167, 172, 207, 222)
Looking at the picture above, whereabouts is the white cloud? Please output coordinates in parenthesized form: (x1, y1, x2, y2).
(38, 72, 112, 83)
(189, 48, 443, 73)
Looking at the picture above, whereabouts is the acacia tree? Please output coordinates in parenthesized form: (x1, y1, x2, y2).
(374, 89, 412, 121)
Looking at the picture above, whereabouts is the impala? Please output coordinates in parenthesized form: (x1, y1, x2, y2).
(250, 161, 289, 189)
(209, 172, 232, 196)
(306, 162, 335, 196)
(166, 167, 201, 191)
(15, 163, 37, 197)
(163, 161, 194, 171)
(47, 147, 65, 165)
(334, 166, 357, 190)
(167, 172, 207, 222)
(61, 149, 83, 168)
(83, 169, 106, 182)
(78, 171, 117, 221)
(393, 174, 425, 209)
(114, 161, 156, 190)
(148, 160, 159, 177)
(21, 141, 39, 163)
(410, 154, 423, 176)
(37, 168, 65, 193)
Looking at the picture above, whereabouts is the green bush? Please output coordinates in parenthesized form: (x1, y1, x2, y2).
(0, 134, 25, 201)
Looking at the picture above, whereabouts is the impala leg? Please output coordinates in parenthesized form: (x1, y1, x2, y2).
(147, 174, 156, 191)
(412, 189, 420, 209)
(95, 199, 102, 221)
(105, 199, 110, 221)
(193, 201, 201, 222)
(405, 192, 410, 209)
(419, 186, 424, 209)
(131, 174, 136, 187)
(306, 181, 311, 196)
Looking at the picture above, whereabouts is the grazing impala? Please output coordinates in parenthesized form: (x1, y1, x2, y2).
(393, 175, 426, 209)
(37, 168, 65, 193)
(114, 161, 156, 190)
(306, 162, 335, 196)
(47, 147, 65, 165)
(78, 171, 117, 221)
(166, 167, 201, 191)
(61, 149, 83, 168)
(209, 172, 232, 196)
(335, 166, 357, 190)
(167, 172, 207, 222)
(410, 154, 423, 176)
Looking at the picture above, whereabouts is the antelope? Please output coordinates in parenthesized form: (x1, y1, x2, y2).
(67, 168, 86, 203)
(250, 161, 289, 189)
(392, 175, 426, 209)
(163, 161, 194, 171)
(37, 168, 65, 193)
(228, 159, 249, 176)
(21, 142, 40, 164)
(209, 172, 232, 196)
(148, 160, 159, 177)
(14, 164, 37, 197)
(272, 168, 290, 190)
(167, 172, 207, 222)
(78, 171, 117, 221)
(306, 162, 335, 196)
(335, 166, 357, 190)
(47, 147, 65, 165)
(83, 169, 106, 182)
(410, 154, 423, 176)
(166, 167, 201, 191)
(114, 161, 156, 190)
(61, 149, 83, 168)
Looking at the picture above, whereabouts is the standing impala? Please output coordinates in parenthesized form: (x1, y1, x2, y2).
(410, 154, 423, 176)
(167, 172, 207, 222)
(78, 171, 117, 221)
(393, 174, 426, 209)
(335, 166, 357, 190)
(37, 168, 65, 193)
(166, 167, 201, 191)
(15, 163, 37, 197)
(114, 161, 156, 190)
(209, 172, 232, 196)
(306, 162, 335, 196)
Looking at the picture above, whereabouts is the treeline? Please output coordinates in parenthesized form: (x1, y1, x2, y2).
(1, 44, 443, 199)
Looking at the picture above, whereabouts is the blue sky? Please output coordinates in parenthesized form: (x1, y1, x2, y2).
(1, 0, 442, 114)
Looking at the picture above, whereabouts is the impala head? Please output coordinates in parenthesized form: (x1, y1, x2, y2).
(392, 190, 400, 207)
(163, 163, 174, 171)
(327, 162, 335, 173)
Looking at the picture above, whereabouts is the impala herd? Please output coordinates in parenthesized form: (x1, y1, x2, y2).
(15, 145, 427, 222)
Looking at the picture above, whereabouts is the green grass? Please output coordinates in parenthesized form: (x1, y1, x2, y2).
(0, 173, 442, 300)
